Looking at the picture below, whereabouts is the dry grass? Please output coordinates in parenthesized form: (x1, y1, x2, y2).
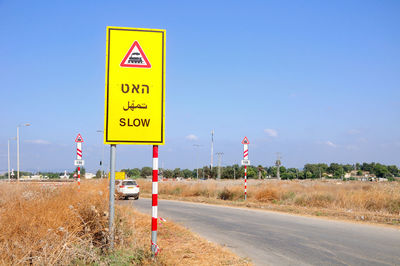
(138, 179, 400, 225)
(0, 180, 111, 265)
(0, 180, 251, 265)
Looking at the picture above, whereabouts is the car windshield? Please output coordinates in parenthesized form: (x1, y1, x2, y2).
(123, 181, 136, 186)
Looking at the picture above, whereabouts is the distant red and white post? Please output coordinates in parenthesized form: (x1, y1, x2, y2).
(241, 137, 250, 200)
(74, 134, 84, 189)
(151, 145, 159, 255)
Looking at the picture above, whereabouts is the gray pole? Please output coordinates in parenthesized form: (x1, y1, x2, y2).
(210, 130, 214, 169)
(101, 144, 105, 178)
(216, 152, 223, 179)
(108, 144, 116, 250)
(16, 123, 30, 181)
(8, 139, 10, 182)
(193, 144, 202, 179)
(17, 126, 19, 181)
(276, 152, 281, 180)
(97, 130, 105, 178)
(277, 165, 280, 180)
(234, 167, 236, 180)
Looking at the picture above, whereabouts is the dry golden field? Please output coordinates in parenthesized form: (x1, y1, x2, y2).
(0, 180, 250, 265)
(138, 179, 400, 225)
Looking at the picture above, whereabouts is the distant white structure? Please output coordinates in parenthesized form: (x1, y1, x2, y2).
(30, 175, 42, 180)
(85, 172, 96, 179)
(60, 170, 69, 179)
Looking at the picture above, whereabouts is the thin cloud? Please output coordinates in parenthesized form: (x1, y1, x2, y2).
(185, 134, 198, 141)
(25, 139, 51, 145)
(325, 141, 337, 148)
(264, 129, 278, 137)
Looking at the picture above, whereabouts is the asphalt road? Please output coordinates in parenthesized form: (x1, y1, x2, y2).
(126, 198, 400, 266)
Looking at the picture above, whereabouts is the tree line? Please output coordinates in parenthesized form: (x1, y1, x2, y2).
(2, 162, 397, 180)
(121, 162, 399, 180)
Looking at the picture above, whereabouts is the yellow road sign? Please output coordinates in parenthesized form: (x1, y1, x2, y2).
(108, 171, 126, 180)
(104, 26, 165, 145)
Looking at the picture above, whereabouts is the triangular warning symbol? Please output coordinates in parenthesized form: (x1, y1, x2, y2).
(241, 136, 250, 145)
(75, 134, 84, 143)
(120, 41, 151, 68)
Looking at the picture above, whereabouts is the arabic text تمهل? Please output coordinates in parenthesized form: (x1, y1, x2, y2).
(122, 100, 148, 111)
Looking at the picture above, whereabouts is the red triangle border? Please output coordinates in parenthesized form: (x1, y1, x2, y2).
(120, 41, 151, 68)
(75, 134, 84, 143)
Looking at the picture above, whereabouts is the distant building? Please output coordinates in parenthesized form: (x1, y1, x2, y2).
(59, 170, 69, 179)
(85, 173, 96, 179)
(30, 175, 42, 180)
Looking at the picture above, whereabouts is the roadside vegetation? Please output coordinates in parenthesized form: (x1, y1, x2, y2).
(121, 162, 400, 180)
(138, 179, 400, 226)
(2, 162, 398, 181)
(0, 180, 250, 265)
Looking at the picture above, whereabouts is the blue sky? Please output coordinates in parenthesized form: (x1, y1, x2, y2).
(0, 0, 399, 173)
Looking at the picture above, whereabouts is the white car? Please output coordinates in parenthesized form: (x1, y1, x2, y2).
(115, 179, 140, 200)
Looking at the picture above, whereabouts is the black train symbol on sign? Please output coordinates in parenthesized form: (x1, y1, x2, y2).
(128, 52, 143, 64)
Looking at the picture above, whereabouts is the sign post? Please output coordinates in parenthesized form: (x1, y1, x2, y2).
(74, 134, 84, 189)
(104, 26, 166, 253)
(241, 137, 250, 200)
(151, 145, 159, 255)
(108, 144, 116, 250)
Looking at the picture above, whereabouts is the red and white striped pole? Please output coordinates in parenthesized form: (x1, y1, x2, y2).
(77, 166, 81, 189)
(77, 141, 82, 189)
(151, 145, 159, 255)
(244, 165, 247, 200)
(241, 137, 250, 201)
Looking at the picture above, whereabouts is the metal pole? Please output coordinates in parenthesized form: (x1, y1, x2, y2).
(101, 144, 105, 178)
(216, 152, 224, 179)
(244, 165, 247, 200)
(8, 139, 10, 182)
(108, 144, 116, 250)
(193, 144, 201, 179)
(17, 126, 19, 182)
(210, 130, 214, 169)
(151, 145, 159, 255)
(276, 152, 281, 180)
(16, 124, 30, 181)
(97, 130, 105, 178)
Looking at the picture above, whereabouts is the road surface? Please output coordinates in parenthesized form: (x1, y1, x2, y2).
(125, 198, 400, 265)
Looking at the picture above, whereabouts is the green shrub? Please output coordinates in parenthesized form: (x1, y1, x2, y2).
(218, 188, 234, 200)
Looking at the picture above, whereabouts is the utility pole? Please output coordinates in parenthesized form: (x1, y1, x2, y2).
(193, 144, 202, 179)
(216, 152, 224, 179)
(96, 130, 105, 178)
(8, 137, 16, 182)
(234, 167, 236, 180)
(210, 130, 214, 169)
(276, 152, 281, 180)
(17, 123, 30, 181)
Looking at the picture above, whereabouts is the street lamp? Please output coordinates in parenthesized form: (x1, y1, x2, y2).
(97, 130, 105, 178)
(17, 123, 30, 181)
(8, 137, 16, 182)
